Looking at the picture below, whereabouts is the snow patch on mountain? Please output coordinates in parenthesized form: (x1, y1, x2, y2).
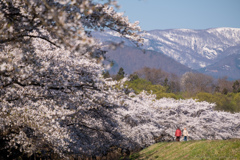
(106, 30, 122, 37)
(202, 46, 218, 59)
(207, 28, 240, 43)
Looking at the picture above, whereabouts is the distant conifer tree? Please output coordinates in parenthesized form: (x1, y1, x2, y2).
(117, 67, 125, 80)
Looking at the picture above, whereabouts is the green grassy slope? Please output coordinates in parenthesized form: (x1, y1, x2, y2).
(129, 139, 240, 160)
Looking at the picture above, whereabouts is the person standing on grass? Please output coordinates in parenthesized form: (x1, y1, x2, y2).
(183, 127, 189, 141)
(175, 127, 182, 141)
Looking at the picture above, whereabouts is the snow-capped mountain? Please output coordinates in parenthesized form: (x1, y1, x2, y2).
(141, 28, 240, 69)
(93, 28, 240, 79)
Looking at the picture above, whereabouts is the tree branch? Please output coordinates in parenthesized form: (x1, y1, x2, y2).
(24, 35, 61, 48)
(0, 35, 61, 48)
(67, 122, 118, 138)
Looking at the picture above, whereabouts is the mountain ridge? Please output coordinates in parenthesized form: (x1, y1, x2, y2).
(93, 27, 240, 79)
(104, 45, 193, 75)
(199, 53, 240, 80)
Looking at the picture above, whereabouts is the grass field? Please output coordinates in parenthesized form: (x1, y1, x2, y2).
(128, 139, 240, 160)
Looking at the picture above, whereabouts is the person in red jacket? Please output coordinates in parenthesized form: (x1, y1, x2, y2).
(175, 127, 182, 141)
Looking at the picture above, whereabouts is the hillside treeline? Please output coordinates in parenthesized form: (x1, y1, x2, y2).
(105, 67, 240, 113)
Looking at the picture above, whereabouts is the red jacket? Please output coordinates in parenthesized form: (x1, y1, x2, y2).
(175, 129, 182, 137)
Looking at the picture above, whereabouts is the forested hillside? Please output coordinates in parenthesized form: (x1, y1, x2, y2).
(102, 45, 193, 75)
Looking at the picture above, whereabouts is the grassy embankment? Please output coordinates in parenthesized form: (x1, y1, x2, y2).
(128, 139, 240, 160)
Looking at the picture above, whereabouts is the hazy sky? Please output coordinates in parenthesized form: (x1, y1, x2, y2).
(117, 0, 240, 31)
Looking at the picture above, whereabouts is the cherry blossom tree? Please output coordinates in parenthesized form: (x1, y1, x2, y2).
(0, 0, 142, 158)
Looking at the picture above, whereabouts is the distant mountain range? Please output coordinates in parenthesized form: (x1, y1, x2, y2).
(93, 28, 240, 80)
(199, 53, 240, 80)
(102, 45, 193, 76)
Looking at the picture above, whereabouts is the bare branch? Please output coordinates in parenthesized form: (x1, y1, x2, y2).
(0, 35, 61, 48)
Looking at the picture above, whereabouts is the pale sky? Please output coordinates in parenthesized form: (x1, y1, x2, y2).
(117, 0, 240, 31)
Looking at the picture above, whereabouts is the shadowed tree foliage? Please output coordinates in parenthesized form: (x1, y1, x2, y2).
(233, 80, 240, 93)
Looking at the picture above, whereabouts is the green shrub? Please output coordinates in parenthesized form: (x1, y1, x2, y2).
(195, 92, 239, 113)
(232, 93, 240, 112)
(155, 92, 178, 99)
(124, 78, 166, 95)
